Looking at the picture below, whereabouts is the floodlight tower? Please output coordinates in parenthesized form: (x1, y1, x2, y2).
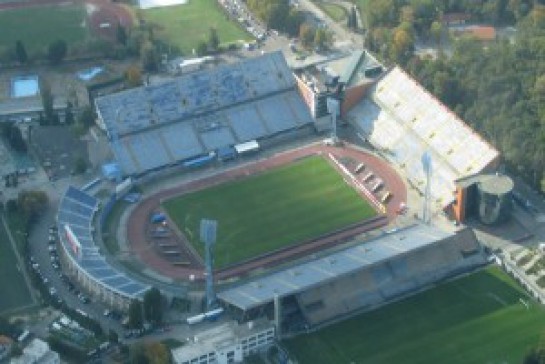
(421, 151, 432, 224)
(200, 219, 218, 310)
(326, 97, 340, 143)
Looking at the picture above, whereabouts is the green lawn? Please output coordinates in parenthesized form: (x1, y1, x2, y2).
(316, 2, 347, 22)
(0, 5, 88, 53)
(141, 0, 252, 54)
(163, 156, 377, 269)
(285, 267, 545, 364)
(0, 214, 33, 313)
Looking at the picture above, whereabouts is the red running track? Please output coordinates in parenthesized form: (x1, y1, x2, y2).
(126, 143, 407, 282)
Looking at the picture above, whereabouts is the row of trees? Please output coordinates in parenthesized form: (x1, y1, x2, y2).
(12, 39, 67, 65)
(299, 24, 333, 50)
(246, 0, 304, 37)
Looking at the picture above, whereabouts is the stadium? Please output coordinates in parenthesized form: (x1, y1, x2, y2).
(58, 51, 498, 339)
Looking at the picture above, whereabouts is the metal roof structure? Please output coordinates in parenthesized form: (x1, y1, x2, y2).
(57, 186, 149, 299)
(95, 52, 314, 176)
(217, 224, 453, 311)
(348, 66, 499, 208)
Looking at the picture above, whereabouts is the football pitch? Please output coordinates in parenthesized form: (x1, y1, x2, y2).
(141, 0, 252, 54)
(285, 267, 545, 364)
(0, 5, 88, 53)
(163, 155, 377, 269)
(0, 215, 33, 313)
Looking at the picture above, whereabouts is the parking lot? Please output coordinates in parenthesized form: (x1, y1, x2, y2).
(30, 125, 89, 181)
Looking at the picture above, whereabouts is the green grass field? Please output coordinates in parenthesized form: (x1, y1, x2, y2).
(141, 0, 252, 54)
(316, 2, 347, 22)
(285, 267, 545, 364)
(163, 156, 377, 269)
(0, 215, 33, 313)
(0, 5, 88, 53)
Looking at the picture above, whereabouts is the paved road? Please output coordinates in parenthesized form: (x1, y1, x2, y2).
(26, 179, 124, 336)
(297, 0, 363, 49)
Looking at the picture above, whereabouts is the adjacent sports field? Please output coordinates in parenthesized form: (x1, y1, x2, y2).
(0, 216, 33, 313)
(141, 0, 252, 54)
(285, 267, 545, 364)
(0, 5, 88, 53)
(163, 155, 377, 269)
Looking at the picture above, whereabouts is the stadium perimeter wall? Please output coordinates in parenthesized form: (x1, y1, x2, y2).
(296, 228, 487, 327)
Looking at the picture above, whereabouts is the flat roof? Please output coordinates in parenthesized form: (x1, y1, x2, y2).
(456, 174, 514, 194)
(217, 224, 452, 311)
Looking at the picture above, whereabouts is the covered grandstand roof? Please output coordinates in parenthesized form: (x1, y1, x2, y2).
(348, 66, 499, 208)
(217, 224, 453, 311)
(57, 186, 150, 299)
(95, 51, 314, 176)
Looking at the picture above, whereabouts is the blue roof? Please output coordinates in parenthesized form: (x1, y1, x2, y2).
(96, 52, 314, 176)
(217, 224, 454, 310)
(57, 186, 149, 299)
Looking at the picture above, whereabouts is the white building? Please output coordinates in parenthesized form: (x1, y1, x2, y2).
(10, 338, 60, 364)
(172, 320, 275, 364)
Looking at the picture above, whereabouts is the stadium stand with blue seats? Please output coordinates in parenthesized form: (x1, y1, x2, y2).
(95, 52, 314, 176)
(57, 186, 149, 309)
(348, 66, 499, 208)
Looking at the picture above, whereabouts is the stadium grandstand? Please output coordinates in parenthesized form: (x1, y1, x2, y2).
(57, 186, 150, 309)
(348, 66, 499, 210)
(218, 224, 486, 330)
(95, 51, 315, 176)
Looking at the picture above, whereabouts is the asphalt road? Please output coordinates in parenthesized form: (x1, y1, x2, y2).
(27, 182, 124, 337)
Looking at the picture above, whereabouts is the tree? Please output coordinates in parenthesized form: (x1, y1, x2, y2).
(299, 23, 315, 48)
(40, 79, 55, 123)
(140, 41, 159, 72)
(125, 65, 143, 87)
(15, 40, 27, 64)
(108, 329, 119, 344)
(130, 342, 170, 364)
(524, 348, 545, 364)
(390, 27, 414, 64)
(208, 27, 220, 52)
(349, 6, 359, 29)
(47, 39, 67, 64)
(17, 190, 48, 227)
(314, 28, 328, 51)
(430, 21, 443, 45)
(196, 40, 208, 56)
(65, 102, 74, 124)
(73, 156, 87, 175)
(78, 106, 95, 128)
(143, 287, 163, 325)
(3, 123, 27, 153)
(128, 300, 144, 329)
(117, 23, 128, 45)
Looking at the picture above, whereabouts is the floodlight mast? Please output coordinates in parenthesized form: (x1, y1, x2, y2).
(421, 152, 432, 224)
(200, 219, 218, 310)
(326, 97, 340, 143)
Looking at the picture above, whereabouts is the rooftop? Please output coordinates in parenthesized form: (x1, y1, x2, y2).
(456, 173, 514, 194)
(217, 224, 452, 311)
(171, 319, 273, 362)
(293, 50, 384, 94)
